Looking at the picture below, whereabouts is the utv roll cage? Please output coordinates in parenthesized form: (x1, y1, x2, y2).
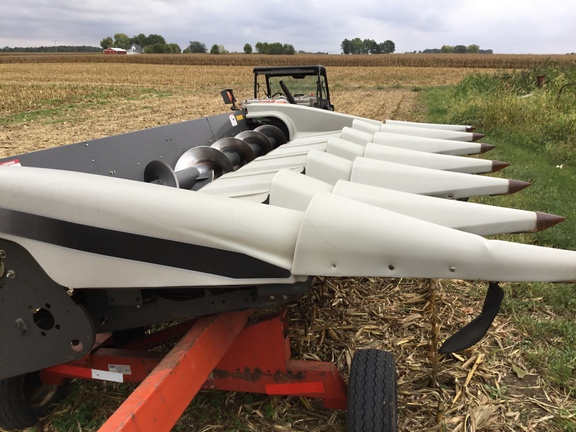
(252, 65, 334, 111)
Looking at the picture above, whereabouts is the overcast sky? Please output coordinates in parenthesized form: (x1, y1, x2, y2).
(1, 0, 574, 54)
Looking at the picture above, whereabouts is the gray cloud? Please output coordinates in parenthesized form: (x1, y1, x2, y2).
(1, 0, 574, 53)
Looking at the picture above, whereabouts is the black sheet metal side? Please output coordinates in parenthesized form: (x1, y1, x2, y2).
(0, 111, 248, 181)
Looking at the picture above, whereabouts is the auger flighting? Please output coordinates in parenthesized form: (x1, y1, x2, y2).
(142, 124, 286, 189)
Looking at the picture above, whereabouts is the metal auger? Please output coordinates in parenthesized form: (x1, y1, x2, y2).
(143, 126, 286, 189)
(254, 124, 288, 149)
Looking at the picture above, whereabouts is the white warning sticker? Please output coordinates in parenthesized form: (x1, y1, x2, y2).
(229, 113, 238, 127)
(108, 364, 132, 375)
(91, 369, 124, 383)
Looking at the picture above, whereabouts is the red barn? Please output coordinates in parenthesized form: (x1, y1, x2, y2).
(103, 47, 127, 55)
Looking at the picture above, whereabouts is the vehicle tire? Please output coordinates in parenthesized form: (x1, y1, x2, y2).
(0, 372, 67, 430)
(347, 349, 397, 432)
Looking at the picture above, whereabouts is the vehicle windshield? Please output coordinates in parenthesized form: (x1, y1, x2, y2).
(268, 75, 319, 98)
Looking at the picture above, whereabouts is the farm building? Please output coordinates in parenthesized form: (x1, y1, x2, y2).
(103, 47, 127, 55)
(127, 43, 143, 54)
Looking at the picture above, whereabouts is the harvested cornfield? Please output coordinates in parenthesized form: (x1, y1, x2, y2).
(0, 58, 574, 432)
(1, 52, 576, 69)
(1, 62, 482, 156)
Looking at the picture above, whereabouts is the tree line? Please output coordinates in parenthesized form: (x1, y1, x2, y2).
(183, 41, 233, 54)
(4, 36, 490, 55)
(422, 45, 493, 54)
(254, 42, 295, 55)
(183, 41, 295, 55)
(100, 33, 297, 55)
(100, 33, 181, 53)
(0, 45, 101, 53)
(341, 38, 396, 54)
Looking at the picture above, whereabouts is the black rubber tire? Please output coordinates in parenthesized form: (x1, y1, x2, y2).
(0, 372, 67, 430)
(347, 349, 398, 432)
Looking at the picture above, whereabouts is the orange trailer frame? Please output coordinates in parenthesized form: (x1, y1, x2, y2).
(40, 309, 347, 431)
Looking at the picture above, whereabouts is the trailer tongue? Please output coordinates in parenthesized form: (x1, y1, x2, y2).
(0, 90, 573, 430)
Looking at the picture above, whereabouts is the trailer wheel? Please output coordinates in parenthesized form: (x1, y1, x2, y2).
(347, 349, 397, 432)
(0, 372, 67, 430)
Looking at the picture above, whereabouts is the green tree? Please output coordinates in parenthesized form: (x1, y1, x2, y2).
(243, 43, 252, 54)
(146, 34, 166, 46)
(351, 38, 363, 54)
(100, 36, 113, 49)
(342, 38, 394, 54)
(210, 44, 220, 54)
(168, 43, 181, 54)
(363, 39, 379, 54)
(341, 38, 352, 54)
(467, 44, 480, 53)
(454, 44, 467, 53)
(269, 43, 283, 54)
(441, 45, 454, 53)
(145, 43, 179, 54)
(380, 40, 395, 54)
(144, 43, 166, 53)
(282, 43, 295, 55)
(255, 42, 296, 55)
(185, 41, 207, 53)
(113, 33, 131, 49)
(131, 33, 147, 47)
(255, 42, 266, 53)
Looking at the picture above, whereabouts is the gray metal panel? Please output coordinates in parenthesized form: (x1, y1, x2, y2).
(207, 111, 249, 142)
(0, 111, 249, 182)
(0, 238, 95, 380)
